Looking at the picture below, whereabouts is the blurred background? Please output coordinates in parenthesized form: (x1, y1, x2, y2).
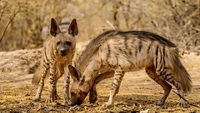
(0, 0, 199, 52)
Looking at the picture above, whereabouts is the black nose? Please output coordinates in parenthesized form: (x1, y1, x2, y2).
(69, 99, 82, 106)
(60, 49, 68, 56)
(60, 49, 66, 54)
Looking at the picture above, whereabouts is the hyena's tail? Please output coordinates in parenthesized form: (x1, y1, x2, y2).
(32, 65, 48, 85)
(155, 46, 192, 93)
(32, 69, 41, 85)
(168, 48, 192, 93)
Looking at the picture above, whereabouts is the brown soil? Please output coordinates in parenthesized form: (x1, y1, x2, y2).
(0, 47, 199, 113)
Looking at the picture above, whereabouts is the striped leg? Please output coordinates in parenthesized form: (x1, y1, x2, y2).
(64, 69, 71, 105)
(55, 78, 61, 100)
(34, 62, 49, 101)
(46, 62, 57, 103)
(154, 46, 189, 107)
(103, 68, 124, 107)
(156, 68, 189, 107)
(145, 66, 172, 106)
(89, 71, 114, 103)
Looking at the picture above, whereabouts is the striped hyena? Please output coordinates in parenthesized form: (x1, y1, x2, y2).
(66, 30, 192, 107)
(32, 18, 78, 103)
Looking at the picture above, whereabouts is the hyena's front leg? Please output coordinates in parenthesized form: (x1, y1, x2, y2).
(64, 69, 71, 105)
(89, 71, 114, 103)
(89, 83, 98, 103)
(46, 62, 57, 103)
(34, 62, 49, 101)
(54, 78, 61, 100)
(103, 68, 124, 107)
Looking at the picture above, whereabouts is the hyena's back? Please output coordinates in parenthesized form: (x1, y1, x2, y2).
(99, 31, 173, 69)
(77, 30, 191, 93)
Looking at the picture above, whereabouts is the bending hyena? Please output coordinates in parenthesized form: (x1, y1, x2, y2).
(32, 18, 78, 102)
(66, 30, 192, 107)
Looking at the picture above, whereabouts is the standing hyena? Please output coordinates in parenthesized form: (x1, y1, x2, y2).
(32, 18, 78, 102)
(66, 30, 192, 107)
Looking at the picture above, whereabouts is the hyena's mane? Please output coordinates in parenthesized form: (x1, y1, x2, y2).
(74, 30, 177, 74)
(121, 31, 177, 47)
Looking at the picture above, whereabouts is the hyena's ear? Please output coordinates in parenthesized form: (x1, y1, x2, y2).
(50, 18, 61, 36)
(68, 19, 78, 37)
(79, 76, 85, 85)
(68, 65, 80, 82)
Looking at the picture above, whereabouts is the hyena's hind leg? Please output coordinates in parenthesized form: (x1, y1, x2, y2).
(89, 71, 114, 103)
(145, 65, 172, 106)
(156, 67, 189, 107)
(34, 62, 49, 101)
(154, 46, 189, 107)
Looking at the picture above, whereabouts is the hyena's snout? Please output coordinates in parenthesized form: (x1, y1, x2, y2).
(57, 41, 72, 56)
(69, 97, 85, 106)
(69, 91, 88, 106)
(60, 47, 68, 56)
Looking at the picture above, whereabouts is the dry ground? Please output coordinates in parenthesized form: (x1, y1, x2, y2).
(0, 48, 200, 113)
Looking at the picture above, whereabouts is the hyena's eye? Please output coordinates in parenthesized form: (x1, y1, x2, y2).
(65, 41, 72, 46)
(80, 91, 88, 96)
(57, 41, 61, 45)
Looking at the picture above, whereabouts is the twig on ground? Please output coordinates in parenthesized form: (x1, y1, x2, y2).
(172, 90, 200, 108)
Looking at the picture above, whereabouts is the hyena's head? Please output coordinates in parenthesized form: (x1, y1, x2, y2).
(50, 18, 78, 56)
(67, 65, 90, 106)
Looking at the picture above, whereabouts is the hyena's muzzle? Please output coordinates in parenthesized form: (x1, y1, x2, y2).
(69, 90, 88, 106)
(57, 41, 72, 56)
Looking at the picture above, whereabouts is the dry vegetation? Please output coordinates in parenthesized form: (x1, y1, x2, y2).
(0, 0, 200, 52)
(0, 0, 200, 112)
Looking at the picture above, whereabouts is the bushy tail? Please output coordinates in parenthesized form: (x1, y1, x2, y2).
(167, 48, 192, 93)
(32, 65, 48, 85)
(32, 69, 41, 85)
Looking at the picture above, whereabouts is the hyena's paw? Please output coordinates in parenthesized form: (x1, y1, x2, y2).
(33, 97, 41, 102)
(178, 99, 190, 108)
(102, 102, 114, 108)
(55, 94, 61, 100)
(45, 93, 57, 103)
(156, 100, 168, 109)
(156, 100, 164, 106)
